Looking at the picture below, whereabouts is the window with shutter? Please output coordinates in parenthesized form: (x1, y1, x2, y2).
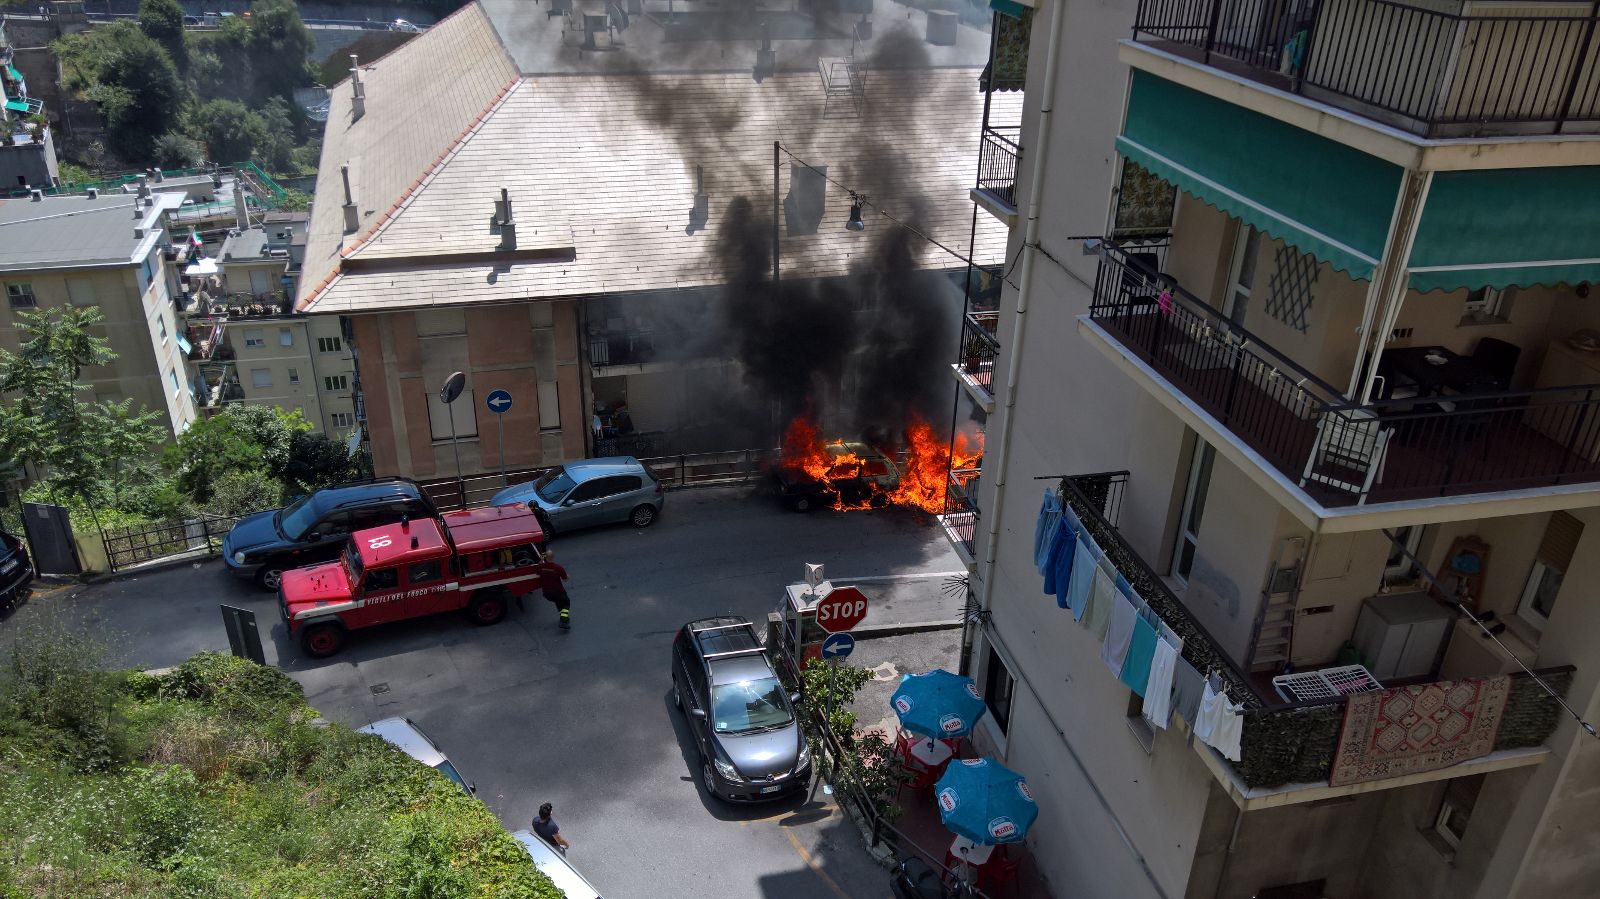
(1517, 511, 1583, 631)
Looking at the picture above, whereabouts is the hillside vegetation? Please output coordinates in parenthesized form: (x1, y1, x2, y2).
(0, 625, 561, 899)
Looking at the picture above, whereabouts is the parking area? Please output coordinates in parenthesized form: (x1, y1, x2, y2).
(4, 484, 965, 899)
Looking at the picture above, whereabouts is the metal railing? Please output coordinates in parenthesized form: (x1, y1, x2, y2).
(941, 468, 981, 557)
(418, 449, 781, 512)
(101, 512, 248, 572)
(589, 330, 660, 367)
(956, 311, 1001, 394)
(1233, 666, 1575, 788)
(1089, 243, 1600, 504)
(1059, 472, 1266, 709)
(976, 126, 1022, 208)
(1133, 0, 1600, 135)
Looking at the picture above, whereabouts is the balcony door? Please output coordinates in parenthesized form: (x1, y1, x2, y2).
(1173, 440, 1216, 585)
(1222, 223, 1260, 326)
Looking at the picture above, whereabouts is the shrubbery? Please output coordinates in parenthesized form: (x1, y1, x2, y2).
(0, 628, 564, 898)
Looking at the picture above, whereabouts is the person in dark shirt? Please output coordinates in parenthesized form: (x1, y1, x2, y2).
(536, 552, 571, 630)
(532, 802, 570, 852)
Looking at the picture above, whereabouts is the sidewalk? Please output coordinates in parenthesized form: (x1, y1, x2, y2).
(845, 629, 1056, 899)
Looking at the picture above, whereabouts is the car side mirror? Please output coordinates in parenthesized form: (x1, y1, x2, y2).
(791, 692, 803, 705)
(690, 708, 707, 719)
(562, 498, 576, 507)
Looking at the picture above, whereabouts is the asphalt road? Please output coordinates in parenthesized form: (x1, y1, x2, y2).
(5, 484, 964, 899)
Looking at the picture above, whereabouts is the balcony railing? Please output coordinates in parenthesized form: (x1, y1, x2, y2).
(1088, 243, 1600, 506)
(941, 467, 982, 557)
(589, 330, 660, 368)
(976, 126, 1021, 209)
(1233, 668, 1574, 788)
(957, 311, 1001, 394)
(1133, 0, 1600, 136)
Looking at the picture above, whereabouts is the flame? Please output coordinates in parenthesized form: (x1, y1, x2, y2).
(778, 416, 985, 513)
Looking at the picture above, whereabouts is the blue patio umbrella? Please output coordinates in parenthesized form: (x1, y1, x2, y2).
(890, 668, 988, 741)
(934, 757, 1039, 845)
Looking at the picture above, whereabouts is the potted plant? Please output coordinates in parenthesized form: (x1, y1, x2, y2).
(962, 331, 990, 374)
(26, 113, 46, 143)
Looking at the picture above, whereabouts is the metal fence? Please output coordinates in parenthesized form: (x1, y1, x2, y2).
(976, 126, 1022, 208)
(1132, 0, 1600, 135)
(101, 513, 246, 573)
(956, 311, 1001, 394)
(419, 449, 782, 512)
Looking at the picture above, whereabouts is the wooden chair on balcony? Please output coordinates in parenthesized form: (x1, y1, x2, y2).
(1300, 409, 1391, 504)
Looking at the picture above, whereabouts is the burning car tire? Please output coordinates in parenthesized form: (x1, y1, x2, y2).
(791, 496, 815, 513)
(300, 623, 345, 658)
(466, 591, 508, 626)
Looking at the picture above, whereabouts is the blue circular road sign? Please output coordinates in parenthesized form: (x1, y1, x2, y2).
(821, 632, 856, 661)
(485, 389, 513, 414)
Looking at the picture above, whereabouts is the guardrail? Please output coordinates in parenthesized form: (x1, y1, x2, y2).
(976, 125, 1021, 209)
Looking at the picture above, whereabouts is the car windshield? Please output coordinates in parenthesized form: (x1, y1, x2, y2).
(342, 543, 362, 586)
(433, 759, 471, 794)
(534, 469, 576, 503)
(710, 676, 793, 734)
(275, 495, 319, 541)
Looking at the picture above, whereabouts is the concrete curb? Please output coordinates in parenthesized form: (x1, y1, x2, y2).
(853, 619, 964, 640)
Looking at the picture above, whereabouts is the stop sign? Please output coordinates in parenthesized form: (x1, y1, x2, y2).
(814, 586, 869, 634)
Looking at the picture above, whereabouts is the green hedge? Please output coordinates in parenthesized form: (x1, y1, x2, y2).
(0, 651, 564, 898)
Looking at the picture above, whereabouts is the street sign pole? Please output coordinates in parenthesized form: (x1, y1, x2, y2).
(497, 412, 506, 485)
(484, 389, 514, 487)
(440, 372, 466, 506)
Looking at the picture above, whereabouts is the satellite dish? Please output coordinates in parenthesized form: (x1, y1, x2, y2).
(440, 371, 466, 404)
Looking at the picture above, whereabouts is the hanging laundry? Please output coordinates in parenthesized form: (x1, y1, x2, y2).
(1101, 590, 1138, 677)
(1143, 632, 1182, 728)
(1042, 510, 1074, 597)
(1119, 615, 1159, 695)
(1158, 288, 1174, 316)
(1052, 516, 1078, 608)
(1193, 679, 1244, 761)
(1170, 658, 1206, 726)
(1066, 534, 1097, 618)
(1033, 488, 1062, 576)
(1084, 566, 1116, 639)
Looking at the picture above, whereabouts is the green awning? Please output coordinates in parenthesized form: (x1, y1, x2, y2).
(1408, 166, 1600, 292)
(5, 64, 21, 83)
(990, 0, 1028, 17)
(3, 98, 27, 114)
(1116, 70, 1402, 279)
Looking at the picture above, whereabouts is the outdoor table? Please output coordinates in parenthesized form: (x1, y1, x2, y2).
(1380, 346, 1500, 396)
(908, 735, 954, 767)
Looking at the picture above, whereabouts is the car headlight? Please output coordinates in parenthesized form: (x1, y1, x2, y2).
(232, 551, 246, 564)
(713, 758, 744, 783)
(796, 743, 811, 770)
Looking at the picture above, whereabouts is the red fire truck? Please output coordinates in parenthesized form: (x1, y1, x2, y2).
(280, 503, 548, 658)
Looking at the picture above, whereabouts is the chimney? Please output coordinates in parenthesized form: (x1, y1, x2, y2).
(340, 164, 360, 233)
(137, 176, 151, 200)
(86, 187, 98, 199)
(496, 187, 516, 250)
(153, 168, 165, 183)
(29, 189, 42, 202)
(133, 201, 144, 219)
(233, 184, 248, 230)
(349, 55, 366, 121)
(690, 165, 709, 231)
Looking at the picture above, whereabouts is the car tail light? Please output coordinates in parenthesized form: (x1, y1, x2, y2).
(654, 480, 664, 495)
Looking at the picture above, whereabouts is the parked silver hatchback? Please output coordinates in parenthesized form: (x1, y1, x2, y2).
(490, 457, 664, 535)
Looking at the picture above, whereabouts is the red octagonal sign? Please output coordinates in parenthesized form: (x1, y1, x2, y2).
(815, 586, 870, 634)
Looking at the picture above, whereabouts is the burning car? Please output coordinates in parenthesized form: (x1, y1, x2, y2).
(774, 440, 900, 512)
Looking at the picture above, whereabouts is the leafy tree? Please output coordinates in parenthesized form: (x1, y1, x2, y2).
(57, 22, 183, 161)
(0, 308, 165, 506)
(281, 431, 363, 495)
(255, 97, 297, 172)
(192, 98, 266, 164)
(247, 0, 315, 106)
(165, 404, 308, 502)
(208, 467, 282, 516)
(138, 0, 189, 73)
(152, 131, 204, 168)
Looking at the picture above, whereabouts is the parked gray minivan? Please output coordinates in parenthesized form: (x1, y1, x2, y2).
(490, 457, 663, 535)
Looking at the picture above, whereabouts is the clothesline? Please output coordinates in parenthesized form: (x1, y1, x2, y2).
(1035, 486, 1244, 761)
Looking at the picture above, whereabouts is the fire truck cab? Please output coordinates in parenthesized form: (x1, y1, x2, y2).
(280, 503, 547, 658)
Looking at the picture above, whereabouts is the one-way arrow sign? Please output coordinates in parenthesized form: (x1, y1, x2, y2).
(485, 389, 513, 414)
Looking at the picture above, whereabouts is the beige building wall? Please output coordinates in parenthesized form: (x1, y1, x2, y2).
(353, 299, 585, 481)
(222, 318, 324, 429)
(0, 248, 195, 436)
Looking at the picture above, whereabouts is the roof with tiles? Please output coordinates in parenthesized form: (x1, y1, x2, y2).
(299, 3, 1019, 315)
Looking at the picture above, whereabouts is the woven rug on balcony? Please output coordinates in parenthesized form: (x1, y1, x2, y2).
(1329, 676, 1511, 787)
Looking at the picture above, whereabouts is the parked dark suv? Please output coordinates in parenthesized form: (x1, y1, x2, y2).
(223, 477, 439, 590)
(0, 528, 34, 613)
(672, 616, 810, 802)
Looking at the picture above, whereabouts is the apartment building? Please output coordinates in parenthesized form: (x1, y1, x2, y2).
(299, 1, 1008, 478)
(942, 1, 1600, 898)
(0, 189, 195, 435)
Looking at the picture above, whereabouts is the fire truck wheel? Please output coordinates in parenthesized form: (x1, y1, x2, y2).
(467, 591, 508, 626)
(300, 623, 344, 658)
(630, 504, 658, 528)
